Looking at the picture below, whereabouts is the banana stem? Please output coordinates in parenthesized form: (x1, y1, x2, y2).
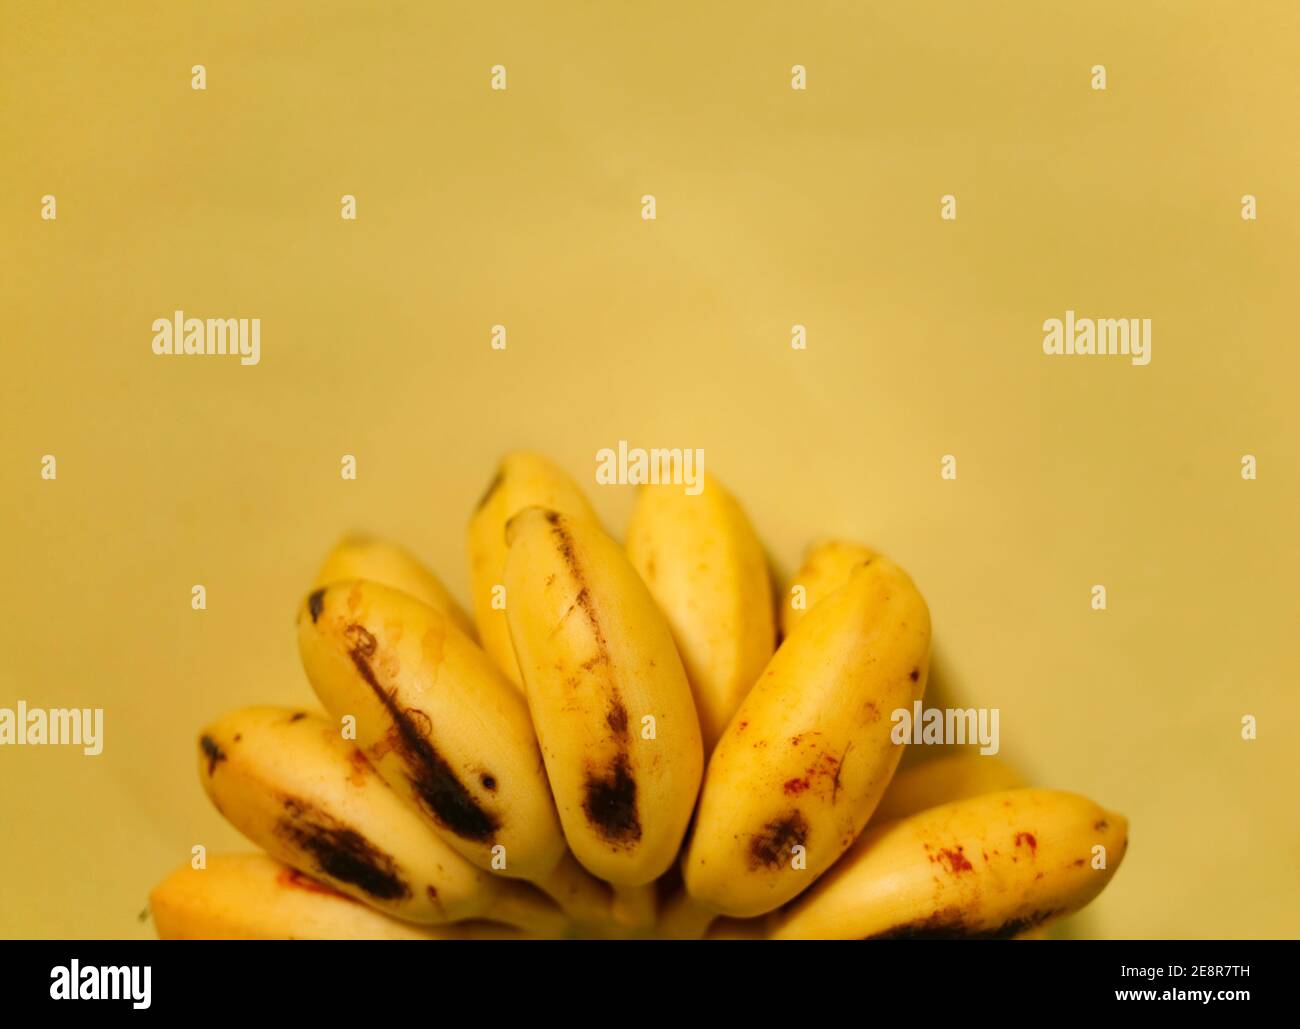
(484, 880, 572, 939)
(610, 883, 657, 936)
(536, 851, 616, 929)
(658, 889, 716, 940)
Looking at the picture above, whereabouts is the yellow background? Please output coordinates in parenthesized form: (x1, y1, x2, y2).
(2, 1, 1297, 939)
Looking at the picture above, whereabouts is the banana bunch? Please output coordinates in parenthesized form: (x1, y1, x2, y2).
(151, 454, 1128, 939)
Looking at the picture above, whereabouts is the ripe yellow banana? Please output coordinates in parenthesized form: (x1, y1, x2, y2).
(150, 853, 529, 940)
(468, 453, 599, 686)
(296, 580, 612, 927)
(771, 788, 1128, 939)
(682, 557, 931, 917)
(872, 758, 1064, 940)
(780, 539, 878, 639)
(661, 752, 1019, 938)
(625, 476, 775, 753)
(197, 705, 567, 936)
(315, 534, 474, 637)
(504, 507, 704, 886)
(871, 753, 1025, 824)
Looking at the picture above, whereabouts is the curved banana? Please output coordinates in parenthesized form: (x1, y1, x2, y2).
(315, 534, 474, 637)
(780, 539, 879, 639)
(150, 853, 529, 940)
(682, 557, 930, 917)
(873, 757, 1065, 940)
(771, 788, 1128, 939)
(625, 475, 775, 753)
(467, 453, 598, 686)
(504, 507, 704, 886)
(197, 705, 567, 936)
(871, 753, 1025, 824)
(296, 580, 612, 927)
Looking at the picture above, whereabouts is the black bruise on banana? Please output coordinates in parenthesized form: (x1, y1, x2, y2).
(276, 798, 411, 901)
(544, 511, 611, 665)
(583, 754, 642, 844)
(343, 621, 500, 843)
(605, 700, 629, 738)
(307, 588, 326, 623)
(867, 908, 1060, 940)
(200, 735, 226, 776)
(748, 811, 810, 870)
(541, 510, 645, 846)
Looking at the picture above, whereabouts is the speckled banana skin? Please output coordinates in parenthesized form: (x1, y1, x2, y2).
(299, 578, 615, 927)
(771, 788, 1128, 939)
(684, 556, 931, 918)
(505, 507, 703, 887)
(196, 705, 567, 935)
(296, 581, 564, 876)
(150, 853, 531, 940)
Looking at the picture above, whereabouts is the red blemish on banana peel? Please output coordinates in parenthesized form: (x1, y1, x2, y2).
(930, 846, 973, 874)
(277, 868, 340, 897)
(347, 748, 371, 786)
(1015, 832, 1038, 855)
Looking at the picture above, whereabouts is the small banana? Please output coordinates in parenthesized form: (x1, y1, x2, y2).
(662, 752, 1020, 938)
(770, 788, 1128, 939)
(197, 705, 567, 936)
(468, 453, 599, 686)
(504, 507, 704, 886)
(625, 476, 775, 753)
(296, 580, 612, 927)
(150, 853, 529, 940)
(871, 753, 1025, 824)
(682, 557, 930, 917)
(871, 759, 1063, 940)
(780, 539, 878, 639)
(315, 534, 474, 637)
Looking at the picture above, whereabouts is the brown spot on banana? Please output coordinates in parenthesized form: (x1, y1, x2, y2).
(867, 907, 1060, 940)
(275, 797, 411, 902)
(199, 735, 226, 776)
(582, 753, 642, 845)
(343, 622, 500, 843)
(748, 811, 809, 870)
